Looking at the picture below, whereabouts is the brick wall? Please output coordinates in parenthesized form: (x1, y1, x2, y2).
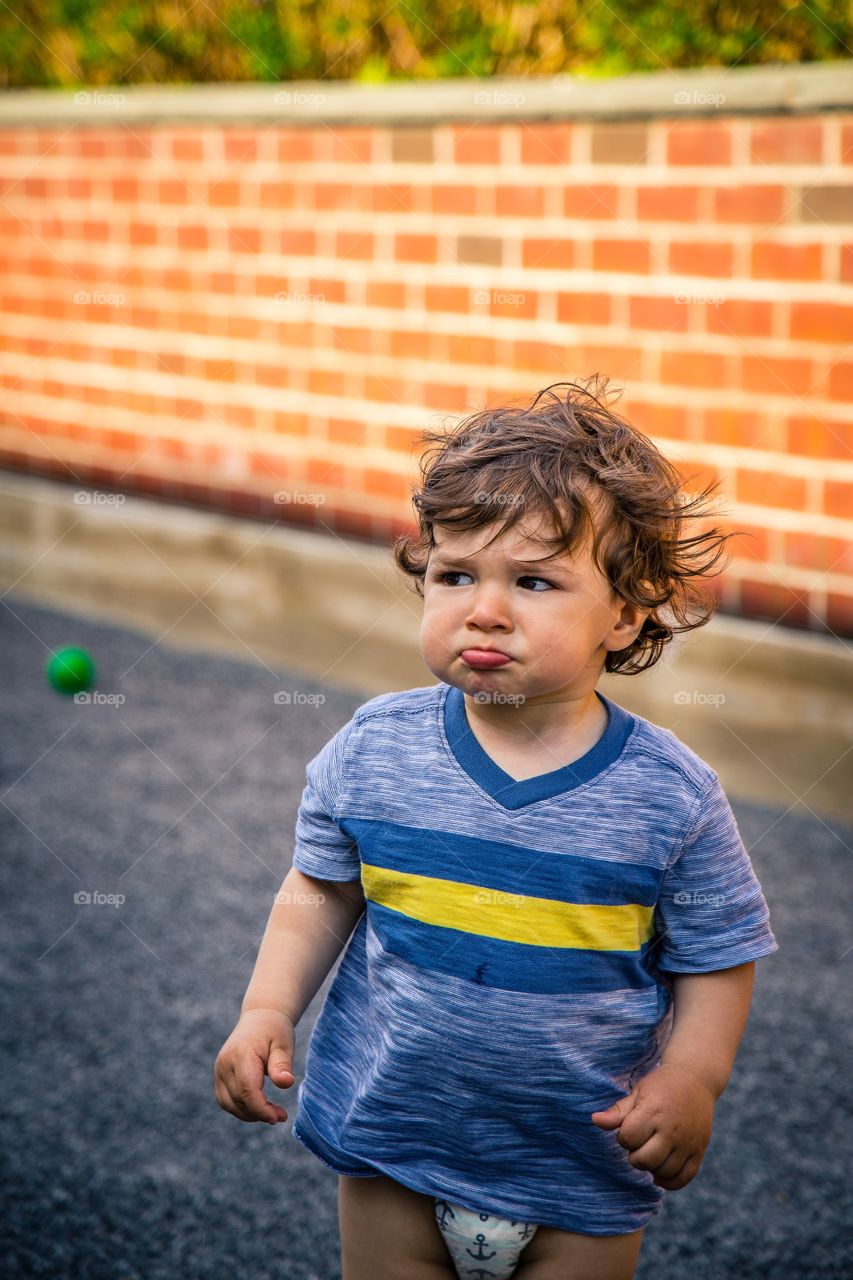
(0, 73, 851, 636)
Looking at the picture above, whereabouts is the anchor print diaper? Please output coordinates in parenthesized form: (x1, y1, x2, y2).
(435, 1198, 539, 1279)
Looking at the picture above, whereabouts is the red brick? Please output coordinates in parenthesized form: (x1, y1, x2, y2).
(563, 185, 620, 219)
(706, 299, 774, 337)
(556, 292, 611, 325)
(842, 245, 853, 283)
(668, 241, 735, 277)
(702, 408, 786, 452)
(495, 187, 546, 217)
(740, 356, 814, 399)
(667, 123, 732, 166)
(307, 369, 346, 397)
(592, 239, 651, 273)
(843, 123, 853, 164)
(453, 126, 502, 164)
(371, 184, 419, 213)
(739, 580, 812, 628)
(790, 302, 853, 344)
(275, 130, 318, 163)
(366, 281, 408, 309)
(749, 120, 824, 165)
(329, 416, 367, 443)
(661, 351, 728, 388)
(327, 129, 374, 164)
(223, 131, 258, 162)
(488, 289, 537, 319)
(331, 326, 379, 355)
(624, 401, 689, 441)
(636, 186, 701, 221)
(736, 469, 808, 510)
(628, 295, 689, 331)
(314, 182, 372, 211)
(336, 230, 374, 260)
(574, 344, 645, 377)
(714, 186, 786, 223)
(442, 335, 498, 366)
(788, 414, 845, 460)
(784, 532, 853, 576)
(425, 285, 470, 313)
(363, 377, 410, 404)
(751, 241, 824, 281)
(363, 467, 411, 501)
(275, 229, 316, 255)
(429, 185, 478, 215)
(522, 239, 574, 270)
(171, 134, 205, 162)
(824, 479, 853, 519)
(828, 362, 853, 401)
(729, 523, 771, 562)
(394, 234, 437, 263)
(520, 123, 573, 165)
(259, 182, 295, 209)
(826, 594, 853, 638)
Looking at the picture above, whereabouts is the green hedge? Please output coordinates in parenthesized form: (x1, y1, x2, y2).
(1, 0, 851, 88)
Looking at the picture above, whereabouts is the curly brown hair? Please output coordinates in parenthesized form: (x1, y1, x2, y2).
(392, 375, 739, 675)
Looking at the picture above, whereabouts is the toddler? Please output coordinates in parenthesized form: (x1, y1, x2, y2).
(215, 377, 778, 1280)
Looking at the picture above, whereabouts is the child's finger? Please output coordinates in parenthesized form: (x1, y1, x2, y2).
(590, 1093, 637, 1128)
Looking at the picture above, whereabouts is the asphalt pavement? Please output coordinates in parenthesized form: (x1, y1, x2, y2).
(1, 594, 850, 1280)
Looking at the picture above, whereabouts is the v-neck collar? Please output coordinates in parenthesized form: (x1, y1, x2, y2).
(441, 682, 634, 810)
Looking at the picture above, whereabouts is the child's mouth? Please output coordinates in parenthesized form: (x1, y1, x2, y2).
(460, 649, 513, 669)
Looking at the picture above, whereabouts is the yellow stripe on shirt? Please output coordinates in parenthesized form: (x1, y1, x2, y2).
(361, 861, 655, 952)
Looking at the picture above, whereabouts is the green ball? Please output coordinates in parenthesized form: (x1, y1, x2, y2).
(46, 646, 96, 695)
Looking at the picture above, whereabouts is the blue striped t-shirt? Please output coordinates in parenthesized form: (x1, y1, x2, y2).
(290, 681, 778, 1234)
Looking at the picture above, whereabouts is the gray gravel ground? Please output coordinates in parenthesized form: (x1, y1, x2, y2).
(1, 595, 851, 1280)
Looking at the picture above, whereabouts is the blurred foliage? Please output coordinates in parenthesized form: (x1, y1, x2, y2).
(0, 0, 851, 87)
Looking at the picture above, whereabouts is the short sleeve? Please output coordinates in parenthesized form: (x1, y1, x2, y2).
(654, 774, 779, 973)
(291, 717, 361, 882)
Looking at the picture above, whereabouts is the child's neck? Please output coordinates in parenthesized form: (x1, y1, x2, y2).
(463, 686, 606, 753)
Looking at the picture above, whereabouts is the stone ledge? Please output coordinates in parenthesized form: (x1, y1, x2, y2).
(1, 469, 851, 822)
(0, 61, 851, 128)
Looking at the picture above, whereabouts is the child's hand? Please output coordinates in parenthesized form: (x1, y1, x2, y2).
(590, 1063, 715, 1190)
(214, 1008, 297, 1125)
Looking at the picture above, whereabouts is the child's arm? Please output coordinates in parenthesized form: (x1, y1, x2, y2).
(590, 961, 755, 1189)
(214, 866, 365, 1125)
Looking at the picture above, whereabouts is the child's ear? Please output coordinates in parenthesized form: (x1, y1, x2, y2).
(604, 600, 650, 652)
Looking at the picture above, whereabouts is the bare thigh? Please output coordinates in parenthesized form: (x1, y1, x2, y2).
(513, 1223, 645, 1280)
(338, 1173, 458, 1280)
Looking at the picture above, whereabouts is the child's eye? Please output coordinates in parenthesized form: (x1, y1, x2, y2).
(434, 572, 554, 591)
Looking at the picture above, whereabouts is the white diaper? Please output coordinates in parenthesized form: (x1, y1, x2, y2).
(434, 1198, 539, 1279)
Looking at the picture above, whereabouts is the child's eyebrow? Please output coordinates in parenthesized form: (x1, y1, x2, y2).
(430, 552, 576, 574)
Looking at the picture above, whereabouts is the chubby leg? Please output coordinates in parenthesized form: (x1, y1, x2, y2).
(513, 1223, 644, 1280)
(338, 1173, 458, 1280)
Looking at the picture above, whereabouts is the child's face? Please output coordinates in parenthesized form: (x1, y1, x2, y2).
(419, 515, 648, 705)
